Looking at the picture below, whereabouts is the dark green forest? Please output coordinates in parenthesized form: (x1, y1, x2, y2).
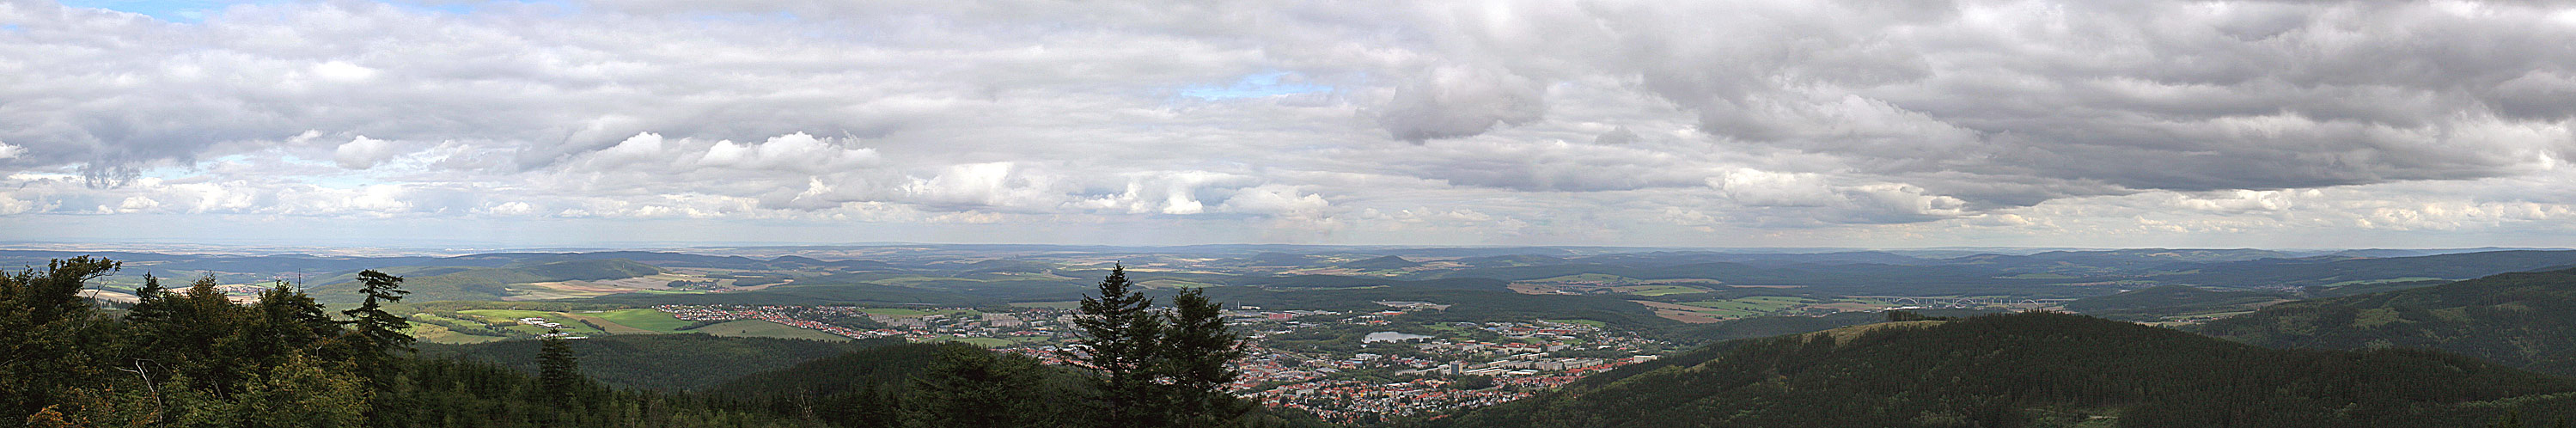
(1410, 312, 2576, 428)
(420, 334, 894, 391)
(2197, 267, 2576, 377)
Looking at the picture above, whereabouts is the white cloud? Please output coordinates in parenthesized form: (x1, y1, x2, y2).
(4, 0, 2576, 247)
(333, 136, 400, 169)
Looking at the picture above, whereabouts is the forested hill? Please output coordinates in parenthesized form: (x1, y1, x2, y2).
(421, 334, 895, 391)
(2196, 267, 2576, 377)
(1413, 312, 2576, 428)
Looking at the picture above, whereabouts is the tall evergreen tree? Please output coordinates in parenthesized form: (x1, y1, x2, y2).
(339, 270, 412, 386)
(341, 271, 413, 352)
(1157, 287, 1248, 425)
(1068, 264, 1165, 427)
(538, 329, 583, 405)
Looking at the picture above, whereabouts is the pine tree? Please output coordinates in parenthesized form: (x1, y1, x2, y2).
(1158, 287, 1248, 425)
(538, 329, 583, 405)
(341, 271, 413, 353)
(1068, 264, 1165, 427)
(339, 270, 412, 386)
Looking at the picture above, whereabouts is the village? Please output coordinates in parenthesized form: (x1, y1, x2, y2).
(649, 301, 1669, 423)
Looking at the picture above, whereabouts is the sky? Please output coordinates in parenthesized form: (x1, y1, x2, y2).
(2, 0, 2574, 249)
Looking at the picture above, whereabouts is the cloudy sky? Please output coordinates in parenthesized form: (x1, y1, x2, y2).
(3, 0, 2574, 248)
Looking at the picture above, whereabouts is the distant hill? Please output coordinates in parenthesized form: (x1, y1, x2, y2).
(1938, 248, 2293, 275)
(1450, 254, 1571, 267)
(2145, 250, 2576, 288)
(308, 259, 665, 303)
(1419, 312, 2576, 427)
(2061, 284, 2292, 321)
(1339, 255, 1422, 270)
(420, 334, 896, 391)
(2197, 267, 2576, 377)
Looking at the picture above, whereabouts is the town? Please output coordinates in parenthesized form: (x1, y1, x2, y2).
(651, 301, 1670, 423)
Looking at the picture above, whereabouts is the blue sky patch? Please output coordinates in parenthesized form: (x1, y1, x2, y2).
(1181, 72, 1331, 101)
(60, 0, 234, 22)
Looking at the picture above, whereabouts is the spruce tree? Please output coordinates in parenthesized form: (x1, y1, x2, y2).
(339, 270, 412, 387)
(537, 329, 583, 405)
(341, 270, 413, 353)
(1068, 264, 1164, 427)
(1158, 287, 1248, 425)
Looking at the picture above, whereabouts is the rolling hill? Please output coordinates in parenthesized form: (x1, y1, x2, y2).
(1417, 312, 2576, 427)
(1340, 255, 1424, 270)
(419, 334, 898, 391)
(2060, 284, 2292, 321)
(2196, 267, 2576, 377)
(307, 259, 666, 303)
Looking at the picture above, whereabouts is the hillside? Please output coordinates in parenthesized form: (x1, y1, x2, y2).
(2061, 284, 2291, 321)
(308, 259, 666, 303)
(420, 334, 897, 391)
(1340, 255, 1424, 270)
(2197, 267, 2576, 377)
(1419, 312, 2576, 427)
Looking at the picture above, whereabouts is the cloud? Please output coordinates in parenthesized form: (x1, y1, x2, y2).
(333, 136, 400, 169)
(8, 0, 2576, 247)
(1374, 65, 1547, 142)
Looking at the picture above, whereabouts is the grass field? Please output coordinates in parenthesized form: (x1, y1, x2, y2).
(1543, 319, 1608, 327)
(1624, 285, 1710, 296)
(949, 337, 1016, 347)
(694, 320, 850, 341)
(405, 323, 507, 344)
(1007, 301, 1081, 309)
(457, 309, 609, 334)
(858, 308, 980, 317)
(595, 309, 691, 332)
(1531, 273, 1633, 283)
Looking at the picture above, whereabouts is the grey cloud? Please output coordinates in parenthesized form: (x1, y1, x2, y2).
(1373, 65, 1547, 142)
(1592, 126, 1639, 144)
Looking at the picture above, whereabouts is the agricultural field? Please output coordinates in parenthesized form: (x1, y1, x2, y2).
(594, 308, 693, 332)
(404, 306, 699, 343)
(691, 320, 851, 341)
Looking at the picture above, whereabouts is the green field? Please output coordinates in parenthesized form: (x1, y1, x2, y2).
(1543, 319, 1608, 327)
(858, 308, 979, 317)
(1007, 301, 1081, 309)
(595, 309, 692, 332)
(1626, 285, 1710, 296)
(457, 309, 608, 334)
(1531, 273, 1633, 283)
(693, 320, 850, 341)
(1678, 297, 1816, 315)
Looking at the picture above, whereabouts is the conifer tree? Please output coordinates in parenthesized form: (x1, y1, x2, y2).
(341, 271, 413, 353)
(339, 270, 412, 386)
(538, 329, 583, 405)
(1157, 287, 1248, 425)
(1068, 264, 1164, 427)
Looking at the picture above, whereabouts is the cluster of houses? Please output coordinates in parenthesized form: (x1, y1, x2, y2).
(653, 304, 1064, 343)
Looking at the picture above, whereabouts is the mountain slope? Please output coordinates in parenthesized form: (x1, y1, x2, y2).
(1419, 312, 2576, 428)
(2196, 267, 2576, 376)
(1340, 255, 1424, 270)
(2062, 284, 2291, 321)
(308, 259, 667, 303)
(420, 334, 898, 391)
